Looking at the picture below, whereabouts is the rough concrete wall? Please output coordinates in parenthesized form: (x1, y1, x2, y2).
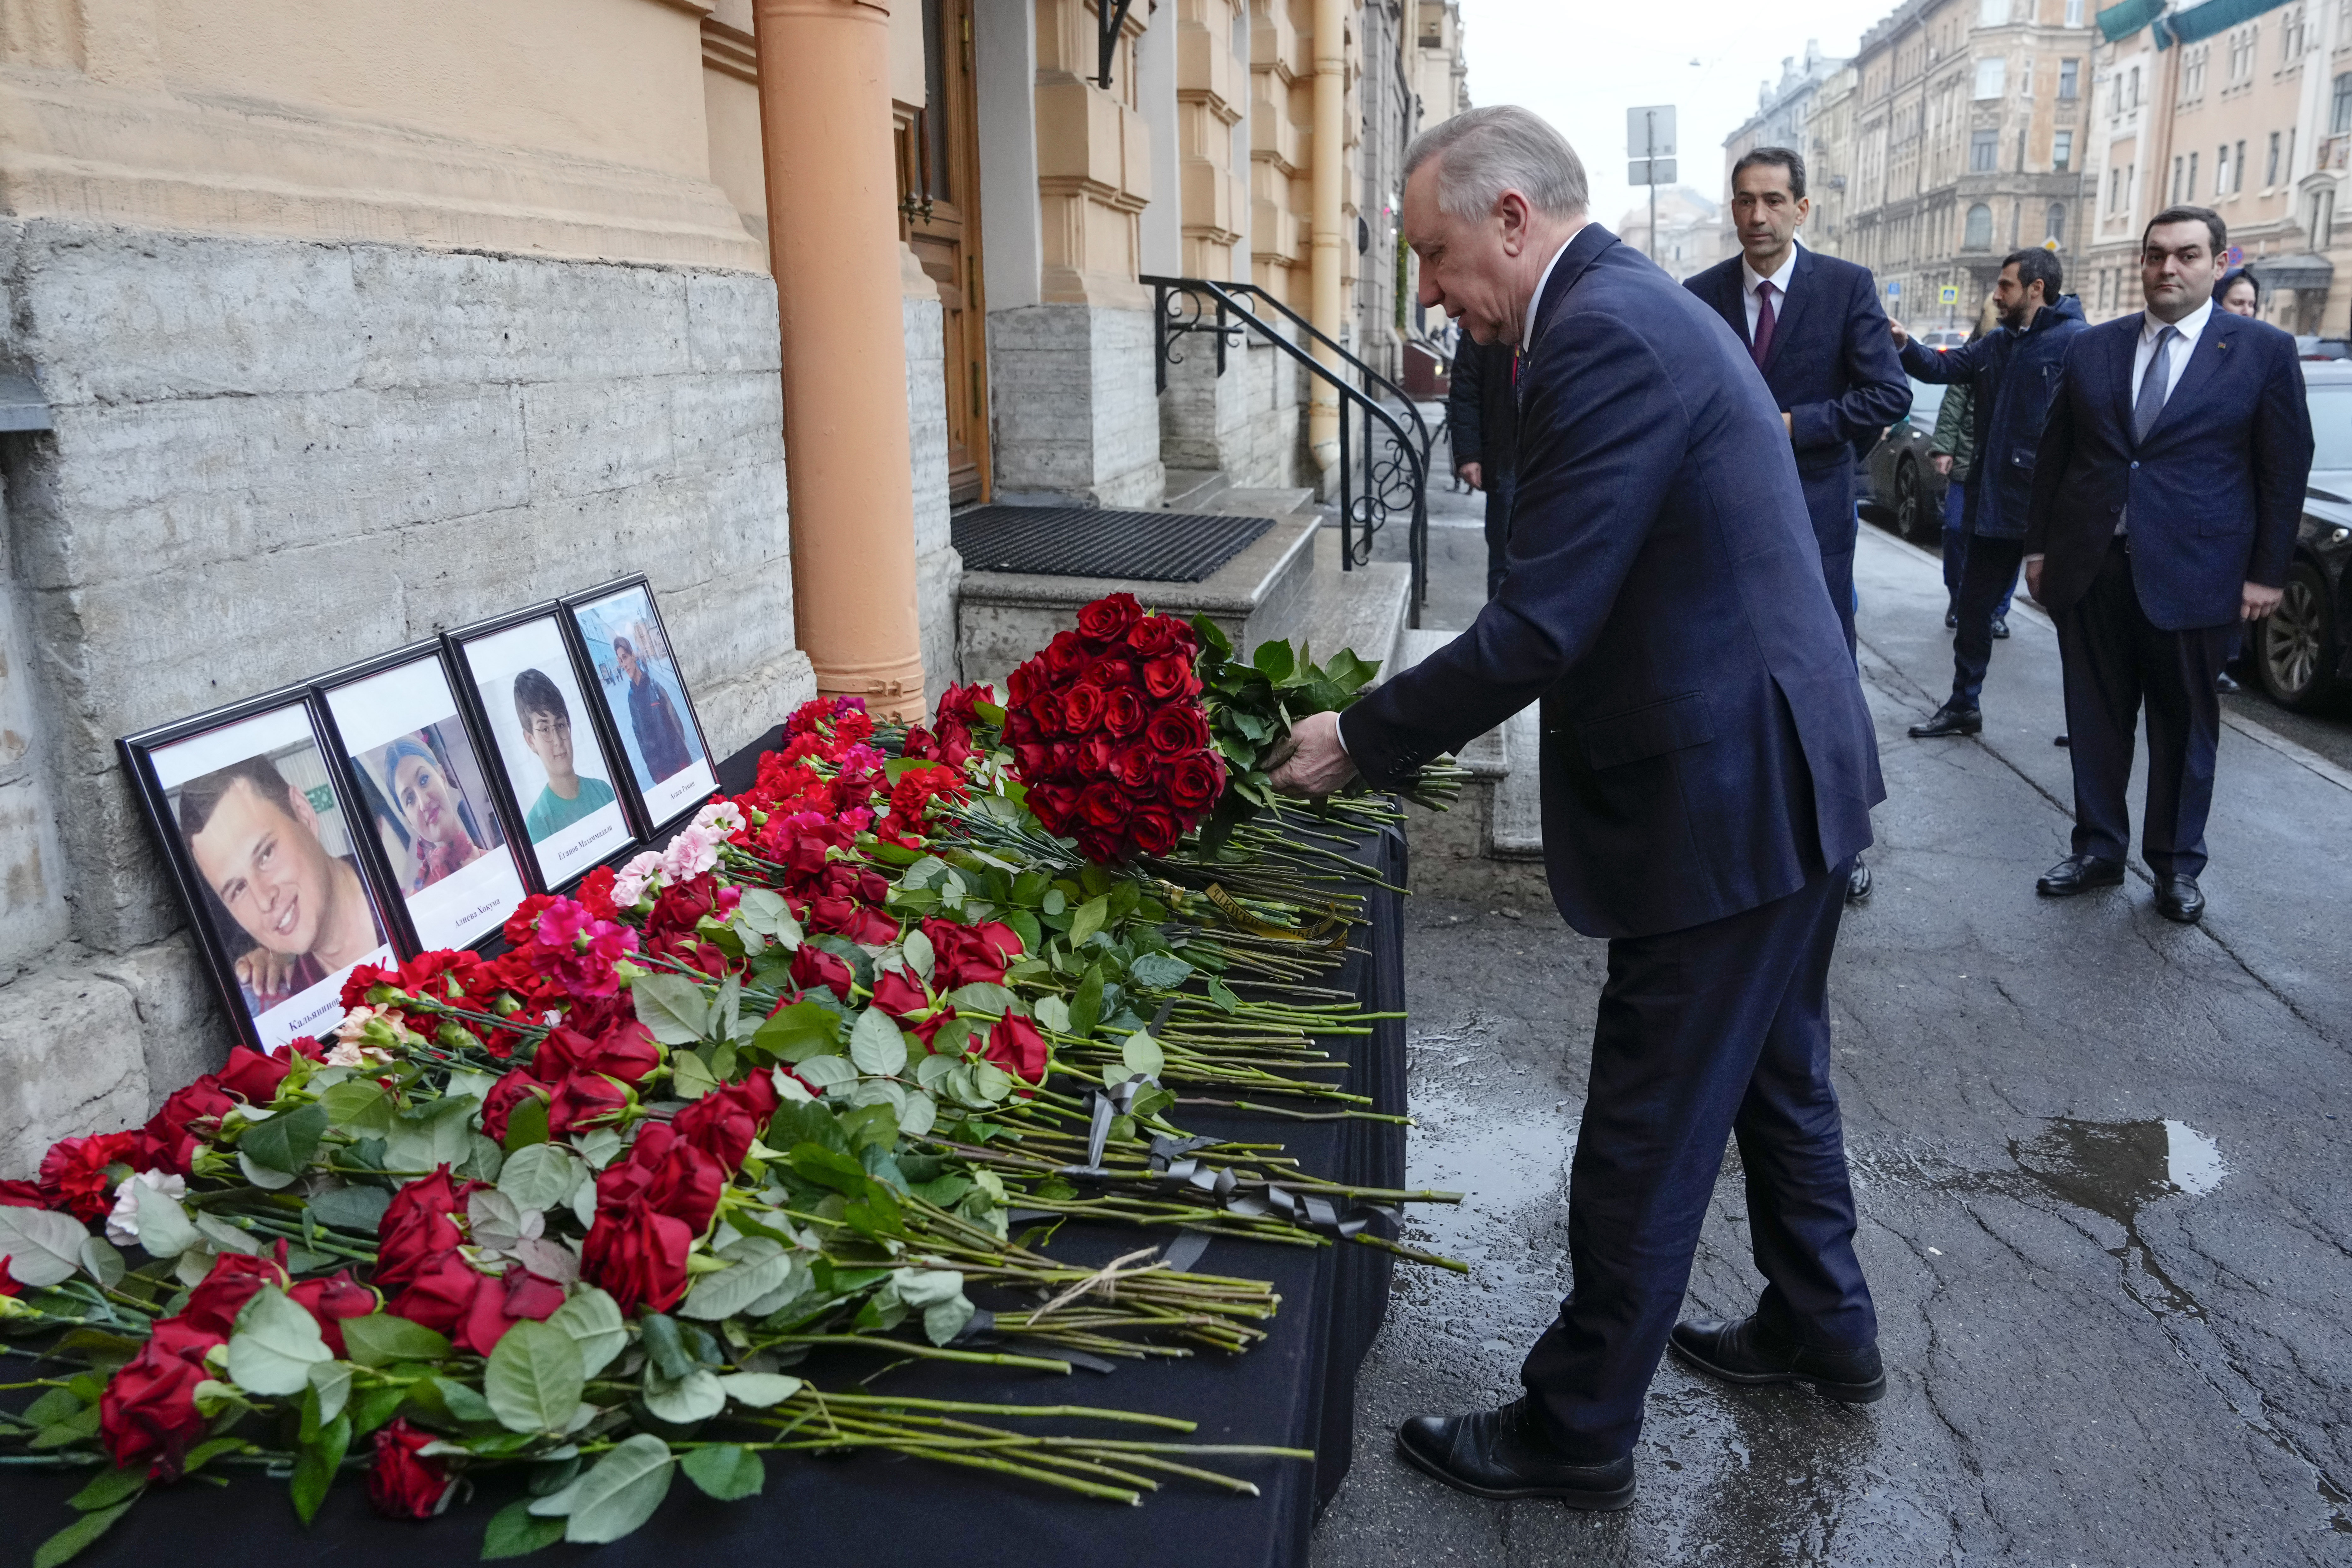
(1159, 329, 1310, 487)
(986, 303, 1164, 506)
(903, 289, 962, 698)
(0, 219, 814, 1174)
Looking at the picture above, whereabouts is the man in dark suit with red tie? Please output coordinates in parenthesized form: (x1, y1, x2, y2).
(1685, 148, 1909, 904)
(1270, 106, 1886, 1511)
(2023, 206, 2312, 922)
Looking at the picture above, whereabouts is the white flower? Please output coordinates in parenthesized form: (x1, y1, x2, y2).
(324, 1038, 369, 1068)
(333, 1005, 380, 1042)
(612, 849, 664, 908)
(692, 800, 747, 839)
(104, 1170, 187, 1247)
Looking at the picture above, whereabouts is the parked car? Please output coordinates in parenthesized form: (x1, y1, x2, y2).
(1858, 377, 1950, 544)
(2296, 335, 2352, 361)
(1915, 328, 1971, 350)
(2258, 359, 2352, 709)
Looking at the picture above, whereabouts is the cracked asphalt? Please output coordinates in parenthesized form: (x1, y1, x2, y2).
(1316, 500, 2352, 1565)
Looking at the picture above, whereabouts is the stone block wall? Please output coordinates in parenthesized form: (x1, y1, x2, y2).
(0, 220, 812, 1174)
(1158, 325, 1311, 488)
(903, 283, 963, 697)
(986, 302, 1165, 507)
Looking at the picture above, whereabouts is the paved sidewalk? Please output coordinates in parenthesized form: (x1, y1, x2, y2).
(1310, 524, 2352, 1566)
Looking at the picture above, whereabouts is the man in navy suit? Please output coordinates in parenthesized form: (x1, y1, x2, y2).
(1686, 147, 1908, 905)
(1271, 106, 1887, 1509)
(2023, 206, 2312, 922)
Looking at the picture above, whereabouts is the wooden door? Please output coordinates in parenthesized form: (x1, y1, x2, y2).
(897, 0, 990, 505)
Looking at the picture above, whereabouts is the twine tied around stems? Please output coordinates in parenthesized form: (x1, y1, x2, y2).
(1023, 1246, 1166, 1325)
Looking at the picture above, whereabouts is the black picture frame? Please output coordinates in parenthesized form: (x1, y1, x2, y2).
(119, 688, 401, 1052)
(561, 575, 719, 839)
(445, 602, 643, 893)
(311, 639, 534, 955)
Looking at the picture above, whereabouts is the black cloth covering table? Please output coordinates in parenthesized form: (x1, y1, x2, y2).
(0, 735, 1408, 1568)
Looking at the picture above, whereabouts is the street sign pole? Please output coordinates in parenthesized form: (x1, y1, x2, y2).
(1626, 106, 1677, 265)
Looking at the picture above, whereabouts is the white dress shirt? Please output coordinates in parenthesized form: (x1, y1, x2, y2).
(1741, 246, 1800, 340)
(2024, 297, 2214, 560)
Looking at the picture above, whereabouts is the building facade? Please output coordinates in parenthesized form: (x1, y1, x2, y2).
(1842, 0, 2096, 329)
(1618, 187, 1726, 280)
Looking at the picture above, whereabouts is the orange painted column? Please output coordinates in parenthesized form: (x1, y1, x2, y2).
(754, 0, 928, 719)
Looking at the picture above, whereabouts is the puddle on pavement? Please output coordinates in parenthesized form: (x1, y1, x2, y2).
(2000, 1117, 2230, 1317)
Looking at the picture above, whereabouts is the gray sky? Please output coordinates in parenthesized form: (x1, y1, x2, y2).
(1456, 0, 1899, 234)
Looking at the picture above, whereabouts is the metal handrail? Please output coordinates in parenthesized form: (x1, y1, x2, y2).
(1140, 275, 1429, 629)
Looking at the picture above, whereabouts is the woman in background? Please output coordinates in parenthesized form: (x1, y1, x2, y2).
(381, 736, 488, 891)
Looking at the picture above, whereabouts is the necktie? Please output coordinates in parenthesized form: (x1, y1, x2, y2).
(2133, 324, 2178, 443)
(1751, 281, 1778, 370)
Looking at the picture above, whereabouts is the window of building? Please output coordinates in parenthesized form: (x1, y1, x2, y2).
(2218, 143, 2232, 193)
(2285, 5, 2307, 60)
(2107, 166, 2122, 210)
(2183, 44, 2208, 98)
(2335, 71, 2352, 134)
(2230, 27, 2256, 82)
(2060, 57, 2080, 98)
(1976, 57, 2007, 98)
(2172, 154, 2185, 201)
(1979, 0, 2007, 23)
(2066, 0, 2084, 22)
(2188, 150, 2199, 196)
(2236, 138, 2248, 190)
(2128, 65, 2140, 106)
(2054, 128, 2075, 170)
(1972, 127, 2001, 169)
(2047, 203, 2067, 245)
(2313, 185, 2336, 248)
(1964, 203, 1994, 248)
(2268, 129, 2283, 184)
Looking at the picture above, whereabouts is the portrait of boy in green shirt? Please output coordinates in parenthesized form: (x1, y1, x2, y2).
(514, 667, 617, 840)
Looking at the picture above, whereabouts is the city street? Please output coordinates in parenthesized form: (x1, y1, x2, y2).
(1315, 501, 2352, 1565)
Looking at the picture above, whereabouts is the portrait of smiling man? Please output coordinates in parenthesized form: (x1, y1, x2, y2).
(177, 751, 387, 1015)
(1269, 105, 1886, 1509)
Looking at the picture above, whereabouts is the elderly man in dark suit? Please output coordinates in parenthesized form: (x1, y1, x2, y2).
(2023, 205, 2312, 923)
(1271, 106, 1887, 1509)
(1686, 147, 1908, 905)
(1445, 334, 1519, 598)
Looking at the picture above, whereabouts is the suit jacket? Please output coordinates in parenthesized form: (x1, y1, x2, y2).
(1446, 335, 1519, 536)
(1900, 296, 2086, 539)
(1685, 247, 1911, 554)
(2025, 308, 2313, 630)
(1341, 225, 1884, 939)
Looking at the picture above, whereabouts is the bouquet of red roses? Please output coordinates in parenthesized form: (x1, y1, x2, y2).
(1000, 592, 1228, 863)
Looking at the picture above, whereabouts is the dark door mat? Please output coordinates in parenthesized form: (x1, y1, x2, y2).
(951, 505, 1274, 583)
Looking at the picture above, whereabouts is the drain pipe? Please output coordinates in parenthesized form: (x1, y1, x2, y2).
(1309, 0, 1345, 480)
(754, 0, 928, 719)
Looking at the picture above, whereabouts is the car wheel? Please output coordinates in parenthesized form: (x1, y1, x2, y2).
(2257, 559, 2339, 712)
(1893, 457, 1923, 541)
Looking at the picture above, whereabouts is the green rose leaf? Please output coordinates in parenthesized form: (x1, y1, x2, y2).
(1068, 964, 1106, 1039)
(486, 1320, 586, 1435)
(670, 1050, 719, 1102)
(481, 1497, 567, 1560)
(897, 1090, 938, 1139)
(1127, 951, 1194, 991)
(78, 1236, 125, 1290)
(901, 926, 936, 982)
(632, 972, 712, 1046)
(240, 1103, 330, 1175)
(129, 1182, 203, 1260)
(1032, 994, 1072, 1034)
(1120, 1030, 1166, 1080)
(679, 1443, 765, 1501)
(736, 888, 803, 951)
(792, 1054, 857, 1093)
(304, 1185, 392, 1236)
(678, 1240, 793, 1322)
(384, 1094, 477, 1174)
(750, 1001, 843, 1064)
(0, 1208, 94, 1289)
(307, 1359, 353, 1427)
(32, 1501, 135, 1568)
(546, 1433, 675, 1544)
(65, 1465, 146, 1514)
(944, 982, 1019, 1017)
(641, 1364, 726, 1425)
(547, 1287, 628, 1378)
(498, 1143, 584, 1214)
(848, 1008, 909, 1077)
(714, 1372, 802, 1409)
(228, 1286, 332, 1396)
(1068, 893, 1110, 946)
(319, 1079, 396, 1139)
(341, 1313, 453, 1369)
(289, 1411, 352, 1525)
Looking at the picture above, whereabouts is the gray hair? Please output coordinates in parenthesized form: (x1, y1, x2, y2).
(1404, 106, 1589, 222)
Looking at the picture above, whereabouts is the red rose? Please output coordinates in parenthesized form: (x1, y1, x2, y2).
(1088, 658, 1136, 689)
(546, 1073, 631, 1137)
(671, 1074, 780, 1170)
(136, 1077, 236, 1177)
(39, 1132, 136, 1222)
(217, 1046, 292, 1105)
(1165, 752, 1224, 812)
(0, 1180, 45, 1208)
(1142, 655, 1201, 701)
(580, 1198, 691, 1313)
(1006, 664, 1039, 704)
(1129, 807, 1183, 857)
(182, 1246, 291, 1336)
(921, 918, 1022, 988)
(980, 1014, 1050, 1083)
(453, 1268, 567, 1358)
(1077, 828, 1124, 864)
(531, 1021, 659, 1087)
(1013, 742, 1053, 777)
(1042, 629, 1093, 679)
(869, 968, 931, 1020)
(643, 1146, 725, 1235)
(1125, 615, 1183, 657)
(790, 944, 854, 1000)
(1074, 735, 1113, 778)
(368, 1419, 455, 1520)
(477, 1069, 548, 1144)
(287, 1271, 379, 1356)
(374, 1168, 484, 1295)
(1061, 683, 1106, 734)
(386, 1248, 485, 1335)
(1075, 593, 1144, 644)
(1077, 781, 1130, 829)
(1022, 693, 1065, 738)
(100, 1317, 221, 1478)
(1109, 744, 1160, 793)
(1101, 688, 1147, 738)
(1145, 705, 1212, 756)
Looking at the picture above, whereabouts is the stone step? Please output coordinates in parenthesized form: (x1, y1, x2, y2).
(1393, 626, 1542, 860)
(1199, 487, 1316, 519)
(1160, 468, 1231, 510)
(1284, 525, 1410, 680)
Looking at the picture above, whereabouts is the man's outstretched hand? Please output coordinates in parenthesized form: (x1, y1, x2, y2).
(1268, 710, 1359, 796)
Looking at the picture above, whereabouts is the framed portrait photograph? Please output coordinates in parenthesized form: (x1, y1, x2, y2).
(315, 643, 531, 953)
(121, 692, 399, 1051)
(448, 606, 636, 890)
(565, 577, 716, 832)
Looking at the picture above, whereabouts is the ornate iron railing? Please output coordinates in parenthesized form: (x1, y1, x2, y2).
(1140, 275, 1430, 628)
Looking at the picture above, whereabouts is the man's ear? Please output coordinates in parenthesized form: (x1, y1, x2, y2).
(1496, 190, 1532, 257)
(286, 783, 322, 837)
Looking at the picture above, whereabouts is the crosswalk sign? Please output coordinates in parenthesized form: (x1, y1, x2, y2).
(1938, 285, 1960, 305)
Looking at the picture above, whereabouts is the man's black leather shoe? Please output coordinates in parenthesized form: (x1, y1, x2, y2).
(1990, 614, 2010, 639)
(1908, 703, 1982, 739)
(1845, 854, 1872, 905)
(1668, 1316, 1886, 1404)
(1394, 1400, 1636, 1508)
(2215, 671, 2241, 695)
(2036, 854, 2125, 897)
(2155, 875, 2204, 923)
